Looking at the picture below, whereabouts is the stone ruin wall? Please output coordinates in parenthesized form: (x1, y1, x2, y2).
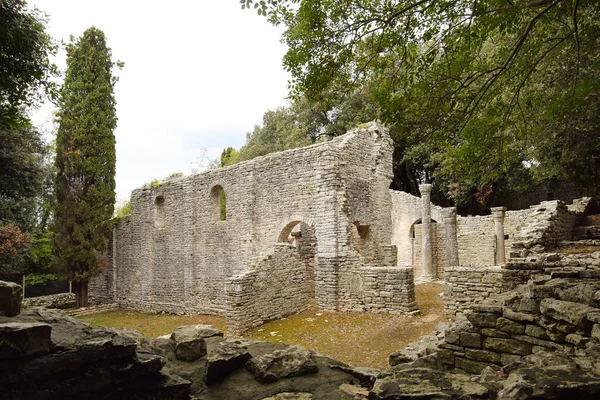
(389, 189, 590, 318)
(444, 199, 591, 317)
(90, 123, 417, 333)
(390, 190, 531, 281)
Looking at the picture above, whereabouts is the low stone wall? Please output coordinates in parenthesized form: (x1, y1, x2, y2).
(224, 244, 314, 334)
(438, 272, 600, 374)
(22, 293, 76, 309)
(443, 266, 503, 317)
(503, 251, 600, 291)
(338, 265, 417, 314)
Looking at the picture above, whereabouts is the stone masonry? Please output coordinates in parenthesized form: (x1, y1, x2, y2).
(90, 122, 417, 333)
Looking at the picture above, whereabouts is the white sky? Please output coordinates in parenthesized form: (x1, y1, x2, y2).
(27, 0, 290, 202)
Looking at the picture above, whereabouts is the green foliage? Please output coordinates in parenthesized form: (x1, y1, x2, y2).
(0, 119, 49, 232)
(53, 27, 119, 292)
(247, 0, 600, 207)
(0, 0, 58, 115)
(220, 147, 239, 167)
(24, 273, 56, 286)
(24, 230, 54, 273)
(0, 0, 57, 232)
(114, 200, 131, 219)
(0, 222, 30, 275)
(237, 93, 379, 164)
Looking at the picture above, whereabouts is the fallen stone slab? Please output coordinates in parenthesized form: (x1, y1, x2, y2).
(245, 345, 318, 383)
(0, 322, 51, 359)
(498, 365, 600, 400)
(370, 367, 489, 399)
(206, 338, 252, 385)
(540, 298, 596, 327)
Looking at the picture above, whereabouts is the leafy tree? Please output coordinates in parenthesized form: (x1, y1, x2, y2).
(1, 0, 57, 232)
(239, 105, 312, 161)
(54, 27, 120, 307)
(0, 120, 49, 231)
(245, 0, 600, 207)
(220, 147, 240, 167)
(1, 0, 57, 120)
(237, 92, 379, 164)
(0, 223, 30, 275)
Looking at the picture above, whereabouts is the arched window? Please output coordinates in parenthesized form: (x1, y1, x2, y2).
(278, 221, 302, 246)
(154, 195, 165, 228)
(210, 185, 226, 221)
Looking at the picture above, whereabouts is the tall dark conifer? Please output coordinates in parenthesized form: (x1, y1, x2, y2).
(54, 27, 119, 307)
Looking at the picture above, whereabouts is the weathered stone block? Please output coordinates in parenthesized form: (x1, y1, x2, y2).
(206, 338, 252, 385)
(473, 304, 503, 314)
(512, 335, 565, 350)
(459, 332, 482, 348)
(496, 317, 525, 334)
(565, 333, 589, 347)
(0, 322, 52, 359)
(502, 308, 535, 323)
(437, 348, 455, 365)
(525, 324, 549, 340)
(439, 342, 464, 352)
(592, 324, 600, 341)
(171, 325, 210, 362)
(444, 329, 460, 345)
(467, 312, 500, 328)
(540, 298, 595, 327)
(455, 356, 499, 374)
(483, 337, 532, 355)
(0, 281, 22, 317)
(481, 328, 510, 338)
(588, 311, 600, 324)
(465, 348, 501, 364)
(245, 346, 318, 383)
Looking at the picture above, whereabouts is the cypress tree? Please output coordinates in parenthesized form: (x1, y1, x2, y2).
(54, 27, 119, 307)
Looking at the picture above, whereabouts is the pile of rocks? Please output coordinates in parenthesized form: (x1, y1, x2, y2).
(1, 283, 190, 399)
(5, 272, 600, 399)
(382, 270, 600, 399)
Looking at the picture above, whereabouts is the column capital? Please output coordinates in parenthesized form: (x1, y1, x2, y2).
(419, 184, 433, 194)
(491, 206, 507, 219)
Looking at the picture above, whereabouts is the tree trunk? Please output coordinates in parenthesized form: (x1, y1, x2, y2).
(73, 279, 89, 308)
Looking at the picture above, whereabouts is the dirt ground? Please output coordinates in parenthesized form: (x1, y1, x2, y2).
(80, 282, 445, 369)
(242, 282, 445, 368)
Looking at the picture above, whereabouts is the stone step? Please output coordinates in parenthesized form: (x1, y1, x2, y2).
(65, 303, 119, 317)
(573, 225, 600, 240)
(560, 240, 600, 247)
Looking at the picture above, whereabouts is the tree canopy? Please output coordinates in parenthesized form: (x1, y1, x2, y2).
(0, 0, 57, 121)
(53, 27, 120, 307)
(0, 0, 57, 279)
(244, 0, 600, 207)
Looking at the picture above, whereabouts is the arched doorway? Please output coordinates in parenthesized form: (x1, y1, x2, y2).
(277, 219, 318, 300)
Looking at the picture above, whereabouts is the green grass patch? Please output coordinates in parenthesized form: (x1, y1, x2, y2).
(79, 310, 226, 338)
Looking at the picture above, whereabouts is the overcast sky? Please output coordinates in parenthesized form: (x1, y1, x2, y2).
(27, 0, 290, 202)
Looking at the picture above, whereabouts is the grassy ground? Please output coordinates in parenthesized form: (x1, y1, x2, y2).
(79, 311, 226, 338)
(79, 282, 445, 368)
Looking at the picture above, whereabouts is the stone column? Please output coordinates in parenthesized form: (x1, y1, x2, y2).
(491, 206, 507, 265)
(443, 207, 459, 267)
(419, 184, 434, 281)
